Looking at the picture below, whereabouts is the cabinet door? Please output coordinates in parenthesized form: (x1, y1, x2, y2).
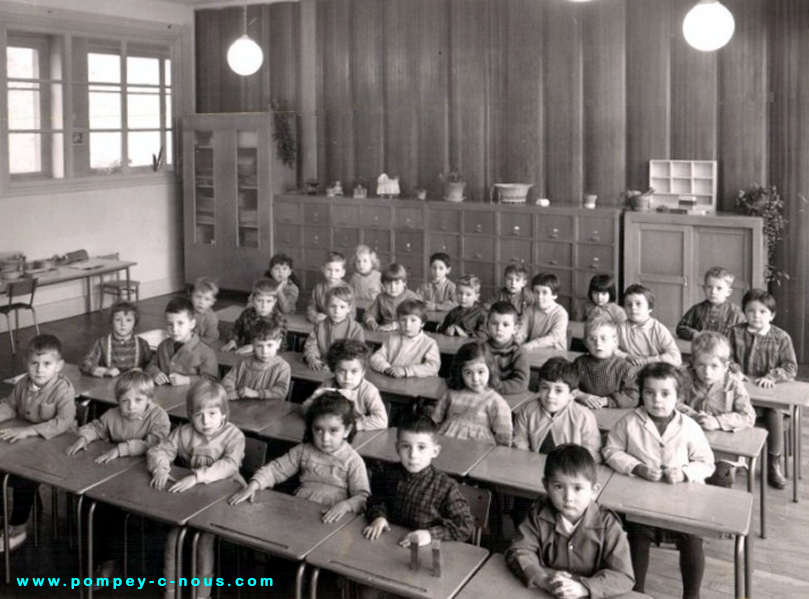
(464, 212, 496, 236)
(332, 205, 360, 227)
(578, 216, 615, 244)
(463, 237, 496, 261)
(363, 229, 392, 254)
(303, 202, 331, 225)
(361, 206, 392, 229)
(333, 228, 360, 251)
(500, 213, 533, 238)
(394, 207, 424, 230)
(430, 208, 461, 233)
(537, 242, 573, 269)
(499, 239, 533, 266)
(694, 226, 755, 308)
(428, 234, 460, 258)
(536, 214, 575, 241)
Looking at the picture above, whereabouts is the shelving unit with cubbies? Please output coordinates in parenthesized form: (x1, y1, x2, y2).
(649, 159, 717, 214)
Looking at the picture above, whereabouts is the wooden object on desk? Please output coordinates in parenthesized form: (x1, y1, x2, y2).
(305, 517, 489, 599)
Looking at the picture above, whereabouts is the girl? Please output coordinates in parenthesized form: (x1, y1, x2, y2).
(229, 393, 370, 523)
(431, 341, 512, 446)
(603, 362, 715, 599)
(222, 278, 286, 352)
(265, 253, 301, 315)
(348, 245, 382, 302)
(574, 273, 626, 324)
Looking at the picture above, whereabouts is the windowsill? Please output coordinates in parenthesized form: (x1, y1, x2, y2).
(2, 169, 180, 197)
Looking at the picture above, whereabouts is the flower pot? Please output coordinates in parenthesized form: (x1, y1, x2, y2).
(628, 193, 652, 212)
(444, 181, 466, 202)
(493, 183, 533, 204)
(583, 194, 598, 209)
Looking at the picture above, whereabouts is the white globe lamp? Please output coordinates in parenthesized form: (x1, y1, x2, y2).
(683, 0, 735, 52)
(227, 34, 263, 76)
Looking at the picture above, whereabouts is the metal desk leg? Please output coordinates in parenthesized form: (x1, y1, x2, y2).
(191, 530, 200, 599)
(125, 268, 132, 303)
(734, 535, 744, 599)
(77, 495, 84, 599)
(87, 500, 97, 599)
(176, 527, 188, 599)
(744, 531, 753, 599)
(4, 473, 10, 584)
(793, 406, 799, 503)
(309, 566, 321, 599)
(86, 277, 93, 313)
(759, 450, 767, 539)
(295, 562, 306, 599)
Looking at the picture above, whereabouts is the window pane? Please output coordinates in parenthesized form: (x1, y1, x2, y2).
(7, 47, 38, 79)
(127, 90, 160, 129)
(127, 56, 159, 85)
(165, 131, 173, 166)
(89, 91, 121, 129)
(9, 133, 41, 174)
(90, 131, 121, 170)
(128, 131, 161, 167)
(164, 59, 171, 86)
(88, 53, 120, 83)
(8, 89, 40, 130)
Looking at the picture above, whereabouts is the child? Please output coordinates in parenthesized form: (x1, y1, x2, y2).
(222, 278, 285, 352)
(369, 299, 440, 378)
(348, 245, 382, 302)
(520, 272, 569, 351)
(603, 362, 714, 599)
(676, 266, 745, 340)
(66, 370, 170, 578)
(81, 301, 152, 377)
(680, 332, 755, 488)
(506, 444, 634, 597)
(486, 264, 534, 316)
(727, 288, 797, 489)
(148, 381, 245, 599)
(264, 253, 301, 315)
(431, 341, 512, 446)
(617, 284, 681, 366)
(573, 273, 627, 324)
(307, 251, 354, 323)
(229, 393, 370, 524)
(0, 334, 75, 552)
(303, 339, 388, 431)
(485, 301, 530, 394)
(191, 277, 220, 345)
(574, 317, 639, 409)
(303, 285, 365, 371)
(363, 263, 419, 331)
(437, 274, 487, 338)
(416, 252, 458, 312)
(146, 297, 219, 385)
(222, 318, 291, 401)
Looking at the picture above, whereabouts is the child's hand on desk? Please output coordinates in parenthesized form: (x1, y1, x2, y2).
(169, 373, 191, 386)
(550, 572, 588, 599)
(168, 474, 198, 493)
(106, 367, 121, 378)
(315, 313, 328, 322)
(576, 393, 607, 410)
(662, 466, 685, 484)
(65, 437, 89, 455)
(239, 387, 260, 399)
(321, 500, 352, 523)
(366, 320, 380, 332)
(626, 355, 647, 366)
(453, 327, 469, 338)
(378, 323, 398, 333)
(154, 373, 170, 386)
(95, 447, 120, 464)
(220, 340, 238, 352)
(307, 359, 328, 372)
(0, 426, 37, 443)
(229, 481, 260, 506)
(755, 377, 775, 389)
(363, 517, 390, 541)
(632, 464, 662, 482)
(385, 367, 406, 378)
(399, 529, 431, 548)
(150, 471, 173, 490)
(91, 366, 108, 378)
(696, 413, 720, 430)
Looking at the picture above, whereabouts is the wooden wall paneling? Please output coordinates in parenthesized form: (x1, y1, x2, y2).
(195, 11, 222, 113)
(217, 7, 250, 113)
(242, 4, 268, 112)
(300, 0, 319, 182)
(352, 0, 384, 188)
(268, 3, 300, 109)
(582, 0, 627, 207)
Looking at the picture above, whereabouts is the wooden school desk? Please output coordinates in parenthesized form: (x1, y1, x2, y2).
(79, 376, 191, 412)
(187, 489, 358, 599)
(306, 517, 489, 599)
(598, 472, 753, 599)
(568, 321, 692, 356)
(4, 363, 111, 399)
(169, 398, 296, 435)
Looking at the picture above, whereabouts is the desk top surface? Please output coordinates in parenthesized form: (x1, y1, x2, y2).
(81, 375, 190, 411)
(0, 258, 136, 292)
(169, 398, 295, 434)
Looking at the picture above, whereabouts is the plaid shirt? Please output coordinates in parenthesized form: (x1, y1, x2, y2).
(574, 354, 639, 408)
(227, 307, 287, 348)
(366, 464, 474, 542)
(727, 324, 797, 382)
(676, 300, 745, 340)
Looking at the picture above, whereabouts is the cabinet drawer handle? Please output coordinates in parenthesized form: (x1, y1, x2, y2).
(512, 226, 520, 236)
(549, 260, 558, 265)
(474, 253, 483, 259)
(474, 224, 483, 233)
(406, 218, 412, 225)
(589, 235, 601, 242)
(405, 243, 412, 252)
(313, 236, 320, 244)
(440, 224, 448, 231)
(549, 234, 558, 240)
(512, 257, 524, 264)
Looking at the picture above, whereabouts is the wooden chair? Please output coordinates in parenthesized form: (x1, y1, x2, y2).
(0, 277, 39, 354)
(458, 483, 492, 547)
(99, 252, 140, 309)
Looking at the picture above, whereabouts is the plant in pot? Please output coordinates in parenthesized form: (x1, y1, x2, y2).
(735, 184, 789, 286)
(353, 179, 368, 199)
(440, 170, 466, 202)
(305, 178, 319, 195)
(270, 99, 296, 169)
(622, 187, 655, 212)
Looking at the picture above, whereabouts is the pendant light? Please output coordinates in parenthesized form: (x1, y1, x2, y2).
(683, 0, 735, 52)
(227, 1, 263, 76)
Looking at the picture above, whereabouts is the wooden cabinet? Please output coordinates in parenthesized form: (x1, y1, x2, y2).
(623, 212, 764, 328)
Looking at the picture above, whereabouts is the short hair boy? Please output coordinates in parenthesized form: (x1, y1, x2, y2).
(80, 301, 152, 377)
(369, 299, 440, 378)
(364, 263, 419, 332)
(574, 317, 639, 409)
(191, 277, 220, 345)
(506, 444, 634, 597)
(303, 285, 365, 371)
(486, 264, 534, 316)
(617, 284, 682, 366)
(520, 273, 569, 351)
(307, 251, 354, 323)
(485, 301, 530, 394)
(223, 278, 285, 352)
(222, 317, 291, 401)
(416, 253, 458, 312)
(676, 267, 745, 340)
(438, 274, 487, 338)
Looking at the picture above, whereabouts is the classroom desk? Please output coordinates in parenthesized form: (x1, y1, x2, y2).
(306, 517, 489, 599)
(4, 363, 112, 399)
(568, 321, 692, 355)
(169, 398, 296, 435)
(188, 489, 358, 599)
(598, 472, 753, 599)
(216, 303, 447, 326)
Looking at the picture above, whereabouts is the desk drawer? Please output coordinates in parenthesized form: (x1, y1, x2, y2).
(499, 239, 533, 266)
(333, 227, 360, 250)
(303, 203, 331, 225)
(303, 226, 330, 249)
(363, 229, 391, 254)
(394, 231, 424, 257)
(361, 206, 392, 228)
(275, 225, 302, 247)
(332, 205, 360, 227)
(536, 214, 574, 241)
(463, 237, 495, 261)
(577, 245, 614, 271)
(537, 241, 573, 268)
(428, 234, 460, 258)
(274, 202, 301, 225)
(430, 208, 460, 232)
(464, 212, 496, 236)
(500, 213, 533, 238)
(394, 207, 424, 230)
(578, 216, 615, 244)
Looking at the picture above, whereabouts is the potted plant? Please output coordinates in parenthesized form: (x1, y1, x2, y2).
(305, 178, 319, 195)
(440, 170, 466, 202)
(415, 188, 427, 201)
(270, 99, 296, 169)
(735, 184, 789, 285)
(622, 187, 654, 212)
(353, 179, 368, 199)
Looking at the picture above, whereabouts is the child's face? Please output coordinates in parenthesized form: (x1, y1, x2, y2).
(27, 350, 64, 387)
(461, 358, 490, 393)
(624, 293, 652, 324)
(543, 472, 598, 523)
(532, 285, 558, 310)
(744, 299, 774, 332)
(166, 311, 195, 343)
(591, 290, 610, 307)
(192, 404, 226, 436)
(334, 358, 365, 391)
(311, 414, 351, 455)
(112, 310, 137, 338)
(487, 312, 517, 345)
(355, 253, 374, 275)
(382, 278, 406, 297)
(584, 325, 618, 359)
(538, 379, 574, 414)
(191, 290, 216, 314)
(252, 292, 277, 317)
(323, 261, 346, 284)
(642, 376, 679, 418)
(253, 337, 282, 362)
(270, 263, 291, 284)
(398, 314, 424, 338)
(693, 353, 728, 386)
(118, 388, 152, 421)
(396, 431, 440, 474)
(326, 296, 351, 323)
(504, 272, 527, 294)
(456, 285, 479, 308)
(703, 277, 733, 305)
(430, 260, 450, 284)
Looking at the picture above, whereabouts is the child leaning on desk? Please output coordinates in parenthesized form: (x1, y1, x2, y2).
(80, 301, 152, 377)
(369, 299, 441, 378)
(485, 301, 530, 394)
(303, 284, 365, 371)
(520, 272, 569, 352)
(221, 317, 291, 401)
(221, 277, 286, 353)
(363, 262, 419, 332)
(0, 334, 75, 553)
(616, 284, 682, 367)
(437, 274, 488, 338)
(147, 381, 245, 599)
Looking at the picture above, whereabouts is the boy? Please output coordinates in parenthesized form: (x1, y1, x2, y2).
(506, 444, 634, 597)
(222, 318, 291, 401)
(222, 278, 285, 352)
(416, 252, 458, 312)
(303, 285, 365, 371)
(677, 267, 745, 340)
(437, 274, 487, 338)
(369, 299, 441, 378)
(0, 335, 76, 552)
(486, 264, 534, 316)
(728, 288, 797, 489)
(364, 263, 419, 332)
(307, 251, 354, 323)
(191, 277, 220, 345)
(146, 296, 219, 386)
(80, 301, 152, 377)
(617, 284, 681, 366)
(520, 272, 569, 351)
(574, 317, 639, 409)
(485, 301, 530, 394)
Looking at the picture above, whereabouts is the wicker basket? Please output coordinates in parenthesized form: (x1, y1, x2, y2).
(493, 183, 533, 204)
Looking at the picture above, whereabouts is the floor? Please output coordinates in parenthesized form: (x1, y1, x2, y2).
(0, 293, 808, 598)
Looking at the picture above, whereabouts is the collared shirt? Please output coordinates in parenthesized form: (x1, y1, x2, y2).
(227, 306, 288, 348)
(80, 333, 152, 374)
(727, 323, 797, 382)
(487, 288, 535, 316)
(78, 403, 170, 456)
(574, 354, 639, 408)
(679, 367, 755, 432)
(307, 281, 357, 323)
(438, 304, 488, 338)
(416, 279, 458, 311)
(369, 332, 440, 378)
(0, 373, 76, 439)
(513, 399, 601, 460)
(221, 355, 291, 401)
(303, 317, 365, 364)
(676, 300, 745, 340)
(617, 318, 681, 366)
(146, 333, 219, 382)
(521, 303, 569, 351)
(305, 377, 388, 431)
(363, 289, 420, 328)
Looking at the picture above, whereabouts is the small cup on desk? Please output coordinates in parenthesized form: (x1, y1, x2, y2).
(535, 198, 550, 207)
(583, 193, 598, 209)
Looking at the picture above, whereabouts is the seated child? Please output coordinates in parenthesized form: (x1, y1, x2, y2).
(303, 339, 388, 431)
(431, 341, 512, 446)
(0, 334, 75, 552)
(485, 301, 530, 394)
(506, 444, 634, 597)
(486, 264, 534, 316)
(191, 277, 220, 345)
(229, 393, 370, 524)
(222, 318, 291, 401)
(677, 266, 745, 340)
(520, 272, 569, 351)
(222, 278, 285, 352)
(616, 284, 681, 366)
(680, 332, 755, 488)
(66, 370, 170, 578)
(370, 299, 440, 378)
(437, 274, 487, 338)
(727, 288, 797, 489)
(416, 252, 458, 312)
(81, 301, 152, 377)
(574, 317, 639, 409)
(573, 273, 627, 324)
(264, 253, 300, 315)
(348, 245, 382, 302)
(363, 263, 419, 331)
(148, 381, 245, 599)
(603, 362, 714, 599)
(308, 251, 355, 323)
(303, 285, 365, 371)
